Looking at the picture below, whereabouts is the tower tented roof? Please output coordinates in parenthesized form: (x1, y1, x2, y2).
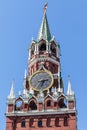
(38, 11, 51, 42)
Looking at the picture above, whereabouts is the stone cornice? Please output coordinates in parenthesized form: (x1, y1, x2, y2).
(29, 57, 59, 67)
(6, 109, 76, 117)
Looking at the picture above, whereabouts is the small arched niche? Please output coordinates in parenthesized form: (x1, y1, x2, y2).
(38, 119, 42, 127)
(47, 100, 51, 107)
(15, 99, 23, 111)
(28, 100, 37, 110)
(58, 97, 67, 108)
(44, 96, 53, 109)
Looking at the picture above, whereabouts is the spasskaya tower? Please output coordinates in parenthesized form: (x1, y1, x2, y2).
(6, 4, 77, 130)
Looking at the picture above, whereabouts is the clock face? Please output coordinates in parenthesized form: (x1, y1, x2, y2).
(29, 70, 53, 91)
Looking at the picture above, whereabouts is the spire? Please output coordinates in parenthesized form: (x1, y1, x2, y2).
(8, 81, 15, 99)
(38, 3, 51, 42)
(67, 76, 74, 95)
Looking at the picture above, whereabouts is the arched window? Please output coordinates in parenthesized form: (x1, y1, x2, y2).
(15, 100, 22, 111)
(64, 117, 68, 126)
(21, 120, 26, 127)
(38, 119, 42, 127)
(29, 100, 37, 110)
(39, 43, 46, 51)
(58, 98, 67, 108)
(47, 100, 51, 107)
(50, 43, 56, 55)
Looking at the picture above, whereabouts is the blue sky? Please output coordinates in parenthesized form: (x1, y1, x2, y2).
(0, 0, 87, 129)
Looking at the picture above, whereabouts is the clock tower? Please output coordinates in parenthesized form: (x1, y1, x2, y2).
(6, 4, 77, 130)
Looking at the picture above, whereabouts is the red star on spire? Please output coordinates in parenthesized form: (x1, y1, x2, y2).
(43, 3, 48, 13)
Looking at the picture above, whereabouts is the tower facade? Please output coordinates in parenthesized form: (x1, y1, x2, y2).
(6, 5, 77, 130)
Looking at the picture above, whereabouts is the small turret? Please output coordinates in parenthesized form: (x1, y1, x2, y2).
(67, 76, 76, 110)
(7, 81, 15, 113)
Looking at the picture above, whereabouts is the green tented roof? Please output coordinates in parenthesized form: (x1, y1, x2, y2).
(38, 12, 51, 42)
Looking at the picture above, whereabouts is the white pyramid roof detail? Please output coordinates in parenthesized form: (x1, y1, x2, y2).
(8, 81, 15, 99)
(67, 76, 74, 95)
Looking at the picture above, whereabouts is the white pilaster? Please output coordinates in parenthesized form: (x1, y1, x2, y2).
(58, 63, 61, 92)
(28, 48, 31, 59)
(37, 44, 39, 54)
(49, 43, 51, 53)
(56, 45, 58, 57)
(56, 45, 60, 58)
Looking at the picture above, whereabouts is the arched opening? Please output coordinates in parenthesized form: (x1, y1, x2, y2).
(38, 119, 42, 127)
(47, 100, 51, 107)
(39, 43, 46, 51)
(50, 43, 56, 55)
(15, 99, 23, 111)
(58, 98, 67, 108)
(29, 100, 37, 110)
(21, 120, 26, 127)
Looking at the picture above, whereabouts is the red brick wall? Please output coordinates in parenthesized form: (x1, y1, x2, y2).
(8, 105, 13, 112)
(6, 114, 76, 130)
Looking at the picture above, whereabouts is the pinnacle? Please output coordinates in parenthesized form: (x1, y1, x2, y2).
(38, 11, 51, 42)
(67, 76, 74, 95)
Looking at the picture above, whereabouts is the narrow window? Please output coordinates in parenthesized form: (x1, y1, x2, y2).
(47, 100, 51, 107)
(64, 117, 68, 126)
(21, 120, 26, 127)
(54, 102, 57, 107)
(25, 104, 27, 108)
(15, 100, 22, 110)
(38, 119, 42, 127)
(29, 101, 37, 110)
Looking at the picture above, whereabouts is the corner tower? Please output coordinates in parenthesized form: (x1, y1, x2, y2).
(6, 4, 77, 130)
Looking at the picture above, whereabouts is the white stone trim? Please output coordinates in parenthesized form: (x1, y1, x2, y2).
(28, 48, 31, 59)
(29, 57, 59, 67)
(34, 44, 37, 54)
(6, 109, 76, 117)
